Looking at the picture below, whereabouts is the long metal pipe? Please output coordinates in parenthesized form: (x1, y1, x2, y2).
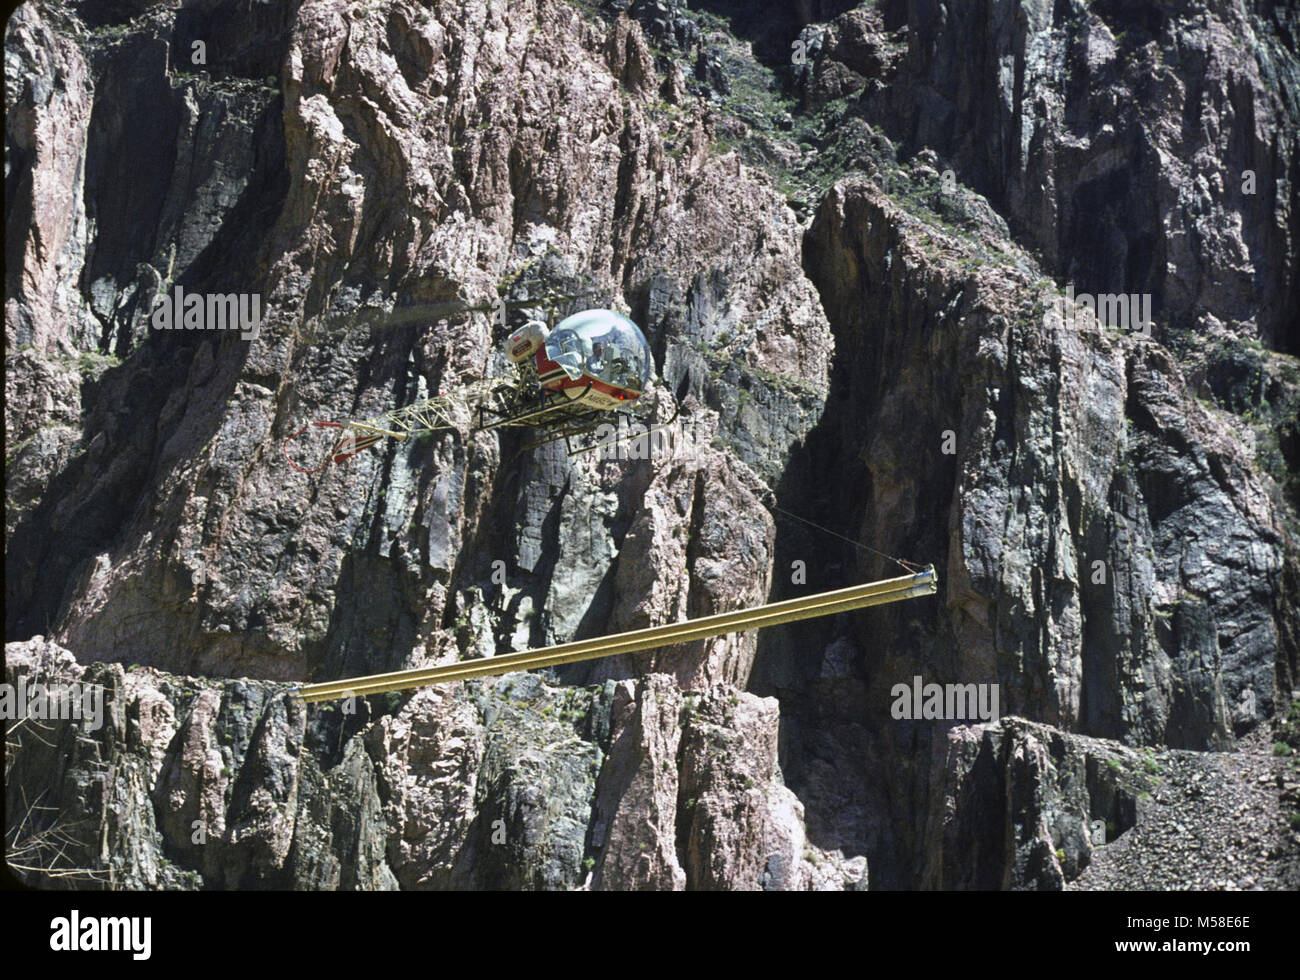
(292, 566, 937, 702)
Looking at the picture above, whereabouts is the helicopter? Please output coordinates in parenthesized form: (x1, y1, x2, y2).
(282, 288, 680, 474)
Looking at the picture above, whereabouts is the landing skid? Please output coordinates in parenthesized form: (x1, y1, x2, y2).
(477, 381, 597, 432)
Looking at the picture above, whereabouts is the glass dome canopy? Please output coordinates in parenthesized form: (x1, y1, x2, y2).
(544, 309, 652, 394)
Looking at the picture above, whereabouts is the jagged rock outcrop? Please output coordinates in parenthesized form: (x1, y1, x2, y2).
(922, 716, 1300, 890)
(802, 0, 1300, 352)
(5, 637, 843, 890)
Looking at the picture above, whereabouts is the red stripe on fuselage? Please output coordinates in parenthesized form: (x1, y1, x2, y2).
(532, 349, 640, 402)
(549, 374, 640, 401)
(534, 350, 565, 382)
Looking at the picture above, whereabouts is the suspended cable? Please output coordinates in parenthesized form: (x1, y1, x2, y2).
(763, 497, 926, 573)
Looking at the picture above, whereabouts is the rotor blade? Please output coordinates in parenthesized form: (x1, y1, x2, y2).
(293, 288, 604, 341)
(294, 297, 493, 339)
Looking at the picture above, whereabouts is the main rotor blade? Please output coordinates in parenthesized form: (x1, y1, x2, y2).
(293, 288, 603, 340)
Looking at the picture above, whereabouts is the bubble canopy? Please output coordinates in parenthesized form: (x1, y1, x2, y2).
(544, 309, 652, 394)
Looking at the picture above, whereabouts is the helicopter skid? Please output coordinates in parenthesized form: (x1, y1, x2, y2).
(477, 382, 597, 431)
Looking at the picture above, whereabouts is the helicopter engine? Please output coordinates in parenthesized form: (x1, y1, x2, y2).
(506, 320, 550, 363)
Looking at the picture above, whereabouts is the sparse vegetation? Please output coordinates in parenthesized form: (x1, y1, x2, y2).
(1276, 697, 1300, 751)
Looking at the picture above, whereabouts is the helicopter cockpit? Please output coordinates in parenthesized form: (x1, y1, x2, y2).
(544, 310, 651, 395)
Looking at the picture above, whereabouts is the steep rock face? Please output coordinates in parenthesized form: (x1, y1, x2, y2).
(802, 174, 1293, 748)
(4, 5, 104, 550)
(569, 448, 775, 689)
(763, 166, 1297, 887)
(5, 4, 95, 353)
(6, 0, 1299, 892)
(6, 0, 288, 656)
(678, 686, 811, 889)
(4, 349, 81, 541)
(588, 674, 686, 889)
(586, 674, 859, 890)
(805, 0, 1300, 352)
(8, 0, 830, 689)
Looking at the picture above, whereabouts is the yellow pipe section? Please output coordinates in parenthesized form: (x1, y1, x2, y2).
(292, 566, 937, 702)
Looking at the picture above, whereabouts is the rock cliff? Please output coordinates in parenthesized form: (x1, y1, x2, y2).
(6, 0, 1299, 889)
